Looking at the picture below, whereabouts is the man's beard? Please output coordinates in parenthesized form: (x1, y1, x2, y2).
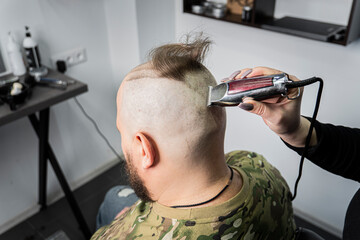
(124, 153, 154, 202)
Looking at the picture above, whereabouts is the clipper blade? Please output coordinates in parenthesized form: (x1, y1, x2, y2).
(207, 86, 213, 107)
(207, 83, 229, 107)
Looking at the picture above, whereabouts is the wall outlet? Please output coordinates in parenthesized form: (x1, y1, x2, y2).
(51, 47, 87, 69)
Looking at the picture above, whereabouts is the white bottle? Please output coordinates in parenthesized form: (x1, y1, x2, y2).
(23, 26, 42, 69)
(6, 32, 26, 76)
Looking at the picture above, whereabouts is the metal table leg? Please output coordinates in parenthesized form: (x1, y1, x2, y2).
(28, 109, 91, 239)
(39, 109, 49, 210)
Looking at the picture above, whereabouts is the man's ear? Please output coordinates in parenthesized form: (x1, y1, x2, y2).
(134, 133, 156, 169)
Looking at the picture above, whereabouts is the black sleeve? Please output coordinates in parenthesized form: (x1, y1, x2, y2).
(283, 117, 360, 183)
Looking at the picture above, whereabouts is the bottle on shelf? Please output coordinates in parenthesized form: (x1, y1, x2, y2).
(23, 26, 42, 70)
(6, 32, 26, 76)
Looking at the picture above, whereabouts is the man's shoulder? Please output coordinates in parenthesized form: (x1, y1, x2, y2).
(226, 150, 267, 167)
(91, 201, 151, 240)
(226, 150, 289, 193)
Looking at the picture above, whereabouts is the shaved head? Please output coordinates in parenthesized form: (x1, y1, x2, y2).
(118, 61, 225, 160)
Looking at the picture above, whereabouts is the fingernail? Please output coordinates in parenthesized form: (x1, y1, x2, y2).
(240, 69, 252, 79)
(238, 103, 254, 111)
(229, 70, 242, 80)
(221, 78, 229, 82)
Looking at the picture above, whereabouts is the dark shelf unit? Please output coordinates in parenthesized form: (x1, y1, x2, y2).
(183, 0, 360, 46)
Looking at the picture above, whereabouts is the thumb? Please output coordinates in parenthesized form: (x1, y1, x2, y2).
(238, 98, 267, 117)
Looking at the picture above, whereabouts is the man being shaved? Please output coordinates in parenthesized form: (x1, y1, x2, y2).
(92, 36, 296, 240)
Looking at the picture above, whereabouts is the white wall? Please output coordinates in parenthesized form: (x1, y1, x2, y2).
(176, 0, 359, 236)
(0, 0, 138, 232)
(135, 0, 176, 62)
(105, 0, 140, 81)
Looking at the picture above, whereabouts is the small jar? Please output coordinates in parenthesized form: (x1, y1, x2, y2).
(211, 3, 227, 18)
(212, 7, 226, 18)
(192, 5, 205, 14)
(242, 6, 252, 22)
(203, 1, 213, 16)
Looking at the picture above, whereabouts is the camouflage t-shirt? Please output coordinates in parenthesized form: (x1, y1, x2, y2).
(91, 151, 296, 240)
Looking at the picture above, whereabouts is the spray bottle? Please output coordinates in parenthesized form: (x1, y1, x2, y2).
(23, 26, 42, 69)
(6, 32, 26, 76)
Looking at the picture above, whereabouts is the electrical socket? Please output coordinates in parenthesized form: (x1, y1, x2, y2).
(51, 47, 87, 69)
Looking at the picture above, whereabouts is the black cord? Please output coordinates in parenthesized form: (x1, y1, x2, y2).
(289, 77, 323, 201)
(285, 77, 320, 89)
(74, 97, 122, 161)
(171, 165, 234, 208)
(56, 62, 122, 161)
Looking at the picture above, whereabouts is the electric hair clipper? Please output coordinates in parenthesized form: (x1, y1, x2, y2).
(207, 73, 295, 107)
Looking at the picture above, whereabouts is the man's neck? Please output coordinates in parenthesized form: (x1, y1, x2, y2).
(154, 157, 243, 208)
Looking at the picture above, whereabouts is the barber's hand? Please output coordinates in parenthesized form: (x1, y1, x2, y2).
(224, 67, 315, 147)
